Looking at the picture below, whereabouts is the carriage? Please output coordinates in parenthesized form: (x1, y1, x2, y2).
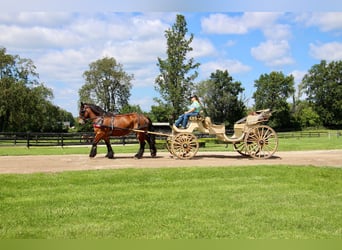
(164, 109, 278, 160)
(79, 103, 278, 160)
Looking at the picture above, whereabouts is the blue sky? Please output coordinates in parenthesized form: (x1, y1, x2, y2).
(1, 1, 342, 116)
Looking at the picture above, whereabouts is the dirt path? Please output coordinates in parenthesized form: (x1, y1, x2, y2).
(0, 150, 341, 174)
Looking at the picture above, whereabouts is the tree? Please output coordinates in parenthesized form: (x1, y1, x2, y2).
(301, 60, 342, 127)
(293, 100, 321, 128)
(149, 99, 173, 122)
(79, 57, 133, 112)
(120, 104, 143, 114)
(155, 14, 200, 121)
(197, 69, 246, 126)
(0, 47, 72, 132)
(253, 71, 295, 129)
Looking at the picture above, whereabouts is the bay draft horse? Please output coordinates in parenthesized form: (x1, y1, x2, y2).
(78, 102, 157, 159)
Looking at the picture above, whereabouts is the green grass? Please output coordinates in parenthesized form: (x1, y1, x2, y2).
(0, 135, 341, 156)
(1, 133, 341, 239)
(0, 166, 341, 239)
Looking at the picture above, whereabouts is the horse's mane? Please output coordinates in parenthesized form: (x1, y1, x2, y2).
(84, 103, 147, 118)
(85, 103, 109, 116)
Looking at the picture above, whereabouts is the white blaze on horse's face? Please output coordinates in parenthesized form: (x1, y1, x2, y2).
(79, 104, 87, 124)
(78, 118, 85, 125)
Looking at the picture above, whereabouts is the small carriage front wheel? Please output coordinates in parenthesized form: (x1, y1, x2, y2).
(171, 133, 199, 160)
(244, 125, 278, 159)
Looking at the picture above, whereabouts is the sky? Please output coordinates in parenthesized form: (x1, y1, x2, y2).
(1, 1, 342, 116)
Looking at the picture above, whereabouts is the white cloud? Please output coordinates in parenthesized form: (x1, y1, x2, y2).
(0, 12, 74, 27)
(201, 12, 282, 34)
(297, 12, 342, 32)
(0, 25, 84, 49)
(201, 12, 294, 68)
(309, 42, 342, 61)
(263, 24, 291, 40)
(290, 70, 307, 84)
(251, 40, 294, 67)
(200, 59, 251, 77)
(189, 37, 217, 58)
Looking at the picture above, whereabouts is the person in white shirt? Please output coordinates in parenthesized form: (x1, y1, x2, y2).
(174, 95, 201, 129)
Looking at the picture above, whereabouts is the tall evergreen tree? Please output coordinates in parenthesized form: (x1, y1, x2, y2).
(155, 14, 200, 121)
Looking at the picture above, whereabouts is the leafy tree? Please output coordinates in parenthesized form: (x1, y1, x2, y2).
(197, 69, 246, 127)
(0, 47, 73, 132)
(149, 99, 173, 122)
(79, 57, 133, 112)
(301, 60, 342, 127)
(253, 71, 295, 129)
(155, 14, 200, 121)
(293, 100, 321, 128)
(120, 104, 143, 114)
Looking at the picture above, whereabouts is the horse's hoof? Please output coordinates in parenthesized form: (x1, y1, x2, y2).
(106, 153, 114, 159)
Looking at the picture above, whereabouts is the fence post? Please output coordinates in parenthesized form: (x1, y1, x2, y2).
(26, 132, 30, 148)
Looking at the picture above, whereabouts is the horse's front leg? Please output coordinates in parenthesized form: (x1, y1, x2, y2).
(104, 136, 114, 159)
(89, 133, 102, 158)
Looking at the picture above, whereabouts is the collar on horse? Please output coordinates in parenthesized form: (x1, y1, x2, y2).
(93, 116, 115, 130)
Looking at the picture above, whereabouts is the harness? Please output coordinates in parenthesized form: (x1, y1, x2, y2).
(93, 116, 115, 130)
(92, 113, 147, 132)
(81, 105, 148, 132)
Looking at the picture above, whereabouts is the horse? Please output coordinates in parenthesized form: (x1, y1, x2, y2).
(78, 102, 157, 159)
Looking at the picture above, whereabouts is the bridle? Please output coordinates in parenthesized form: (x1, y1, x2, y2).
(79, 105, 98, 124)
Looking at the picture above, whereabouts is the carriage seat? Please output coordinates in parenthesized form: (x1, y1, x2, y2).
(189, 110, 205, 122)
(189, 115, 204, 122)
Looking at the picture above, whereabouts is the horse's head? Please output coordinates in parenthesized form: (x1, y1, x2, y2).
(78, 102, 92, 125)
(79, 102, 108, 124)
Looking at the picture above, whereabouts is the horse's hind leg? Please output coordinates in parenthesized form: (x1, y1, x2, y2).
(104, 137, 114, 159)
(134, 133, 145, 159)
(146, 134, 157, 157)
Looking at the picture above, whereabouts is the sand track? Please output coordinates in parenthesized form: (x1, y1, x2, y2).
(0, 150, 341, 174)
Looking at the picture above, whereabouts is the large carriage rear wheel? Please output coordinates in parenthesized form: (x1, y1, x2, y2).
(244, 125, 278, 159)
(233, 142, 250, 156)
(171, 133, 199, 160)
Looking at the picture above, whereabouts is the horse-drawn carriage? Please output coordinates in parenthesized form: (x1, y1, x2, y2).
(166, 109, 278, 159)
(79, 103, 278, 160)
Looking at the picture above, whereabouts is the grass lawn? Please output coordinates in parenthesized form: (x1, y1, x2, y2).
(0, 135, 341, 156)
(0, 134, 341, 239)
(0, 166, 341, 239)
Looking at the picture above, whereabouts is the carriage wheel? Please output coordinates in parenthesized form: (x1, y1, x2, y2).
(233, 142, 250, 156)
(244, 125, 278, 159)
(171, 133, 199, 160)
